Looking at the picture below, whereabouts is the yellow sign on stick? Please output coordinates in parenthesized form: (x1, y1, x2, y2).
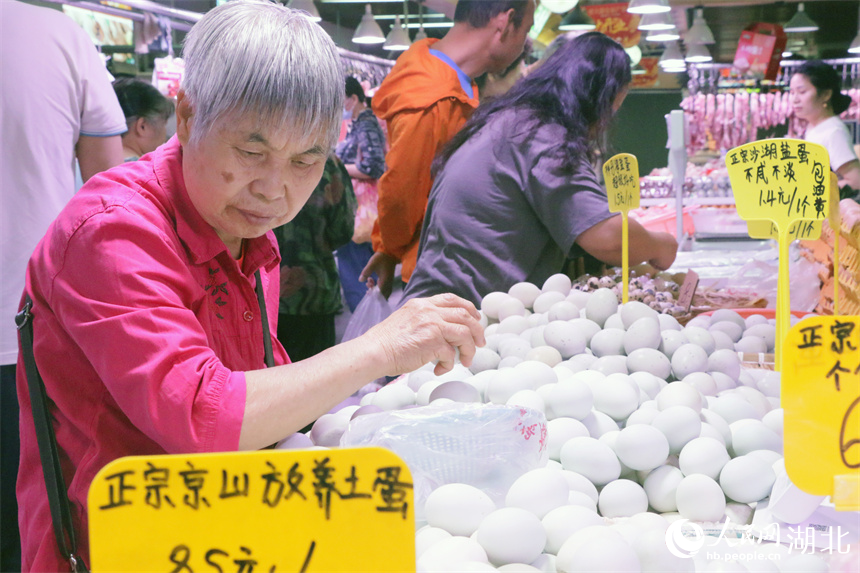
(725, 139, 830, 368)
(88, 447, 416, 572)
(603, 153, 641, 304)
(783, 315, 860, 511)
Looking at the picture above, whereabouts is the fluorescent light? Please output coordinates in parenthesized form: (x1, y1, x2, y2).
(684, 42, 712, 63)
(288, 0, 321, 22)
(849, 31, 860, 54)
(638, 11, 674, 31)
(352, 4, 386, 44)
(628, 0, 670, 15)
(558, 5, 596, 31)
(784, 3, 818, 33)
(541, 0, 580, 14)
(686, 8, 714, 45)
(404, 22, 452, 29)
(383, 14, 410, 50)
(659, 41, 684, 67)
(646, 28, 680, 42)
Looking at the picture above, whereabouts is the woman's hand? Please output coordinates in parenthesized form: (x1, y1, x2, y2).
(359, 251, 398, 298)
(364, 293, 486, 376)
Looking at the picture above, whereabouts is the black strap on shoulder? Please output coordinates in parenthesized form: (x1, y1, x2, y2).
(15, 296, 89, 573)
(254, 270, 275, 368)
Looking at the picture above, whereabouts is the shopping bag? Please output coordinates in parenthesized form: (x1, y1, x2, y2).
(341, 285, 392, 343)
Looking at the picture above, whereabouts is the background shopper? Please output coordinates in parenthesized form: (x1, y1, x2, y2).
(113, 77, 174, 161)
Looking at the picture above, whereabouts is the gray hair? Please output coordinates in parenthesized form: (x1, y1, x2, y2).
(181, 0, 343, 148)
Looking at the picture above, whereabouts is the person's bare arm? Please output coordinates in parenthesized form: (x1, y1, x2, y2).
(576, 215, 678, 271)
(76, 134, 124, 182)
(238, 293, 485, 450)
(837, 159, 860, 191)
(345, 163, 372, 180)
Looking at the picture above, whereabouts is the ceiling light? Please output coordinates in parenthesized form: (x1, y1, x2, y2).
(784, 3, 818, 33)
(404, 22, 453, 28)
(850, 31, 860, 54)
(558, 5, 596, 31)
(686, 8, 714, 44)
(352, 4, 386, 44)
(625, 45, 642, 66)
(287, 0, 321, 21)
(383, 15, 410, 50)
(659, 41, 684, 67)
(684, 42, 712, 63)
(541, 0, 580, 14)
(646, 27, 680, 42)
(638, 11, 674, 31)
(628, 0, 670, 15)
(632, 64, 647, 75)
(662, 65, 686, 74)
(414, 25, 428, 41)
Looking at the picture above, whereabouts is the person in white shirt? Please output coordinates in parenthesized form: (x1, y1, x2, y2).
(0, 2, 126, 569)
(790, 60, 860, 192)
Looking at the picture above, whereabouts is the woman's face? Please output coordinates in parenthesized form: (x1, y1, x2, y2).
(790, 73, 831, 122)
(176, 91, 328, 256)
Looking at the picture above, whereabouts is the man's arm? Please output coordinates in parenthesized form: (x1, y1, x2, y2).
(76, 134, 124, 182)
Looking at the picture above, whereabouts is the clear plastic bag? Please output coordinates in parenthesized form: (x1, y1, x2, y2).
(341, 285, 391, 343)
(340, 402, 548, 520)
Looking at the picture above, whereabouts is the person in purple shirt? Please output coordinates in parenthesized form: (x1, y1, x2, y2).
(15, 3, 484, 571)
(404, 32, 678, 307)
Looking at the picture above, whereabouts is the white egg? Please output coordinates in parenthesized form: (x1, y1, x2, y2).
(309, 413, 349, 447)
(630, 528, 694, 573)
(710, 371, 738, 393)
(542, 273, 572, 295)
(580, 409, 621, 438)
(708, 394, 761, 424)
(498, 315, 531, 335)
(744, 314, 769, 328)
(415, 526, 452, 558)
(710, 309, 746, 329)
(506, 468, 570, 519)
(419, 536, 489, 569)
(498, 297, 527, 321)
(590, 355, 629, 376)
(698, 423, 727, 446)
(625, 407, 659, 426)
(626, 348, 672, 380)
(734, 336, 768, 354)
(528, 312, 550, 327)
(509, 282, 542, 309)
(498, 564, 542, 573)
(552, 365, 575, 384)
(543, 321, 587, 359)
(643, 465, 684, 512)
(476, 507, 547, 566)
(592, 373, 639, 421)
(671, 344, 710, 380)
(545, 380, 593, 421)
(623, 318, 662, 354)
(683, 326, 716, 355)
(548, 301, 581, 322)
(779, 554, 829, 573)
(507, 389, 546, 414)
(481, 291, 512, 320)
(700, 409, 733, 447)
(527, 326, 547, 348)
(709, 321, 744, 343)
(598, 479, 648, 518)
(756, 371, 781, 398)
(499, 356, 524, 369)
(719, 455, 776, 503)
(682, 372, 717, 397)
(614, 424, 670, 470)
(729, 419, 782, 456)
(430, 380, 483, 403)
(484, 323, 500, 337)
(710, 329, 737, 352)
(620, 301, 660, 329)
(525, 345, 563, 367)
(529, 553, 556, 573)
(425, 483, 496, 537)
(656, 381, 703, 412)
(742, 323, 776, 351)
(678, 437, 730, 480)
(533, 291, 567, 314)
(560, 470, 600, 502)
(731, 386, 771, 418)
(486, 368, 530, 404)
(541, 505, 604, 555)
(562, 353, 599, 373)
(745, 449, 782, 466)
(657, 313, 683, 332)
(468, 347, 502, 374)
(589, 328, 626, 357)
(652, 406, 702, 454)
(556, 527, 640, 573)
(371, 382, 416, 410)
(660, 330, 689, 360)
(498, 337, 533, 360)
(584, 288, 619, 328)
(686, 315, 711, 329)
(560, 436, 621, 486)
(567, 318, 601, 345)
(675, 474, 726, 521)
(604, 313, 625, 330)
(629, 371, 666, 401)
(762, 408, 783, 435)
(513, 360, 559, 389)
(547, 417, 590, 459)
(707, 349, 742, 382)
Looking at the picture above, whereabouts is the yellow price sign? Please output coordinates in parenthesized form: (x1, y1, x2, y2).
(603, 153, 641, 304)
(783, 316, 860, 511)
(725, 139, 830, 368)
(88, 447, 416, 572)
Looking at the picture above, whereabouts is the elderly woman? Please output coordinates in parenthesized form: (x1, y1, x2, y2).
(15, 2, 483, 570)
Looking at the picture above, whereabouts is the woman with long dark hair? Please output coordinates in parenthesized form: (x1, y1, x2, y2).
(789, 61, 860, 193)
(402, 32, 678, 306)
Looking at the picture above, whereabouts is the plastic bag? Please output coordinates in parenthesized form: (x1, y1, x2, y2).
(341, 285, 391, 343)
(340, 402, 548, 520)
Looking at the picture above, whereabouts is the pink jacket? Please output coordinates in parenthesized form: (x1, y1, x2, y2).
(16, 137, 289, 571)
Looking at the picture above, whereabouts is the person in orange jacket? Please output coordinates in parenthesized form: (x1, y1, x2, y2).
(360, 0, 536, 298)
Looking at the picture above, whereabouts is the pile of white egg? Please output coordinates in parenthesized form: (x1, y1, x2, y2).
(306, 274, 830, 573)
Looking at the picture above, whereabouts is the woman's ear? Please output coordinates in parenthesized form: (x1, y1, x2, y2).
(175, 89, 193, 145)
(133, 116, 149, 138)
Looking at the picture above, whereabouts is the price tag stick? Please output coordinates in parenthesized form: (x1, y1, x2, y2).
(830, 172, 841, 316)
(725, 139, 831, 371)
(602, 153, 640, 305)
